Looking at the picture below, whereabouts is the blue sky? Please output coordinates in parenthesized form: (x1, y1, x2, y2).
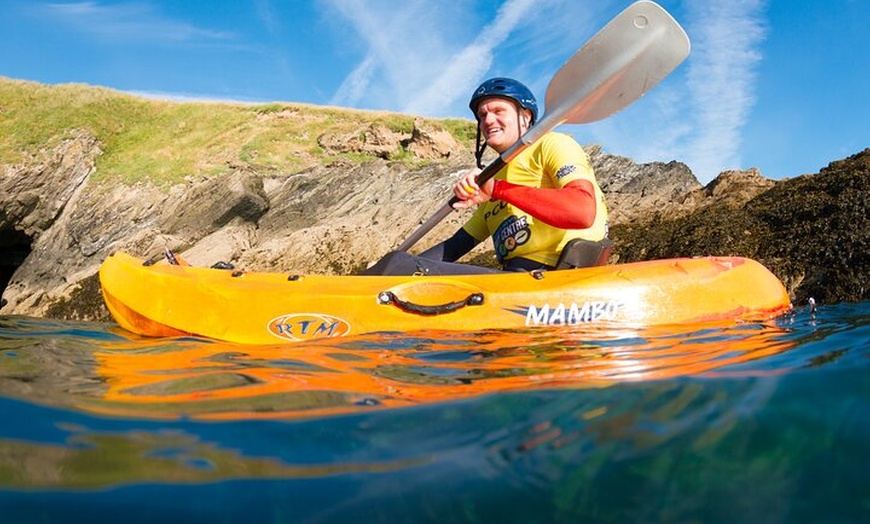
(1, 0, 867, 183)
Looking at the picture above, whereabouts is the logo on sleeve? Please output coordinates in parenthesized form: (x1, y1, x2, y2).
(555, 165, 577, 179)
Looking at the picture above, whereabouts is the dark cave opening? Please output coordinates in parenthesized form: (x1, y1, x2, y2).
(0, 229, 32, 308)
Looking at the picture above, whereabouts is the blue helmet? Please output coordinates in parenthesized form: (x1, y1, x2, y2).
(468, 77, 538, 125)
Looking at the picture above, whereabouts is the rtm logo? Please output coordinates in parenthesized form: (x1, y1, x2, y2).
(524, 301, 621, 326)
(267, 314, 351, 341)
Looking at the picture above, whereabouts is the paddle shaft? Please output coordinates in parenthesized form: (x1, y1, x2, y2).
(396, 156, 507, 252)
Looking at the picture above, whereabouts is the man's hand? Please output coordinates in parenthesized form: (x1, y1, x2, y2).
(452, 169, 495, 210)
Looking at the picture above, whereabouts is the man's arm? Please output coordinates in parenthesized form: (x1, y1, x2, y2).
(419, 228, 480, 263)
(491, 179, 597, 229)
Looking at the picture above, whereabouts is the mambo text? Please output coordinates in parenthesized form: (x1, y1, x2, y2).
(524, 301, 621, 326)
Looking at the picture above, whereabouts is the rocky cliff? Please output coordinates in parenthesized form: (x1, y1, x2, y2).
(1, 93, 867, 321)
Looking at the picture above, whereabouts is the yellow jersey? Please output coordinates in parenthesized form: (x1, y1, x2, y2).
(462, 132, 608, 267)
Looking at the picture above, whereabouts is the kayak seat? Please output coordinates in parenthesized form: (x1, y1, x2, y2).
(555, 238, 613, 270)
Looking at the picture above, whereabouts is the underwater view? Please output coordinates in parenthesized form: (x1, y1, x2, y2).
(1, 301, 868, 523)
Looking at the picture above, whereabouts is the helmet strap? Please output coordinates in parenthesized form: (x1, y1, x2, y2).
(474, 124, 487, 169)
(517, 111, 525, 137)
(519, 105, 531, 129)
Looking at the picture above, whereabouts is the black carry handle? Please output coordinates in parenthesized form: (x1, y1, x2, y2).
(378, 291, 485, 316)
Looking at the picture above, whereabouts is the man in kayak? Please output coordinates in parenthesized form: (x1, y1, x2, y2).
(363, 77, 610, 275)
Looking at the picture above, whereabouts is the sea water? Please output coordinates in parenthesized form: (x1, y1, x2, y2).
(0, 301, 867, 523)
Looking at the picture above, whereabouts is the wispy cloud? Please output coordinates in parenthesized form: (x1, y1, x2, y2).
(680, 0, 767, 180)
(332, 54, 378, 109)
(253, 0, 280, 38)
(327, 0, 542, 116)
(36, 1, 234, 43)
(326, 0, 446, 110)
(402, 0, 538, 115)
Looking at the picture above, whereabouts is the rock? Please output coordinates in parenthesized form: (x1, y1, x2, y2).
(681, 168, 776, 211)
(318, 123, 405, 159)
(317, 118, 465, 162)
(0, 131, 99, 238)
(159, 170, 269, 235)
(588, 145, 702, 224)
(611, 148, 869, 304)
(405, 117, 463, 160)
(745, 150, 869, 303)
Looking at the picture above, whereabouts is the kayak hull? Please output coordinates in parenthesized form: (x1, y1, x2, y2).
(99, 252, 791, 345)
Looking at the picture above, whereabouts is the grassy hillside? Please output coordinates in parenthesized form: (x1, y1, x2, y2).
(0, 77, 476, 186)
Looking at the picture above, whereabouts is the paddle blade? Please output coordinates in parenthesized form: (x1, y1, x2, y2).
(543, 1, 690, 127)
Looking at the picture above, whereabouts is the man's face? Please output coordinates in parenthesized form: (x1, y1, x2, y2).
(475, 97, 529, 153)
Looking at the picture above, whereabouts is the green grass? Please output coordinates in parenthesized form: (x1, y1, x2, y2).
(0, 77, 476, 187)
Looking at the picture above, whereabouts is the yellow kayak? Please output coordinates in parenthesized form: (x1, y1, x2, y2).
(99, 251, 791, 345)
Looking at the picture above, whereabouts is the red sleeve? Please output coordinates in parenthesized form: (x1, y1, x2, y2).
(491, 179, 596, 229)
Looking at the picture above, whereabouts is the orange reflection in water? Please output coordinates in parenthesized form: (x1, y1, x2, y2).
(86, 320, 796, 421)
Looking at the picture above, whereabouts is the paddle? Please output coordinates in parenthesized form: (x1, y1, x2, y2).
(395, 0, 690, 252)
